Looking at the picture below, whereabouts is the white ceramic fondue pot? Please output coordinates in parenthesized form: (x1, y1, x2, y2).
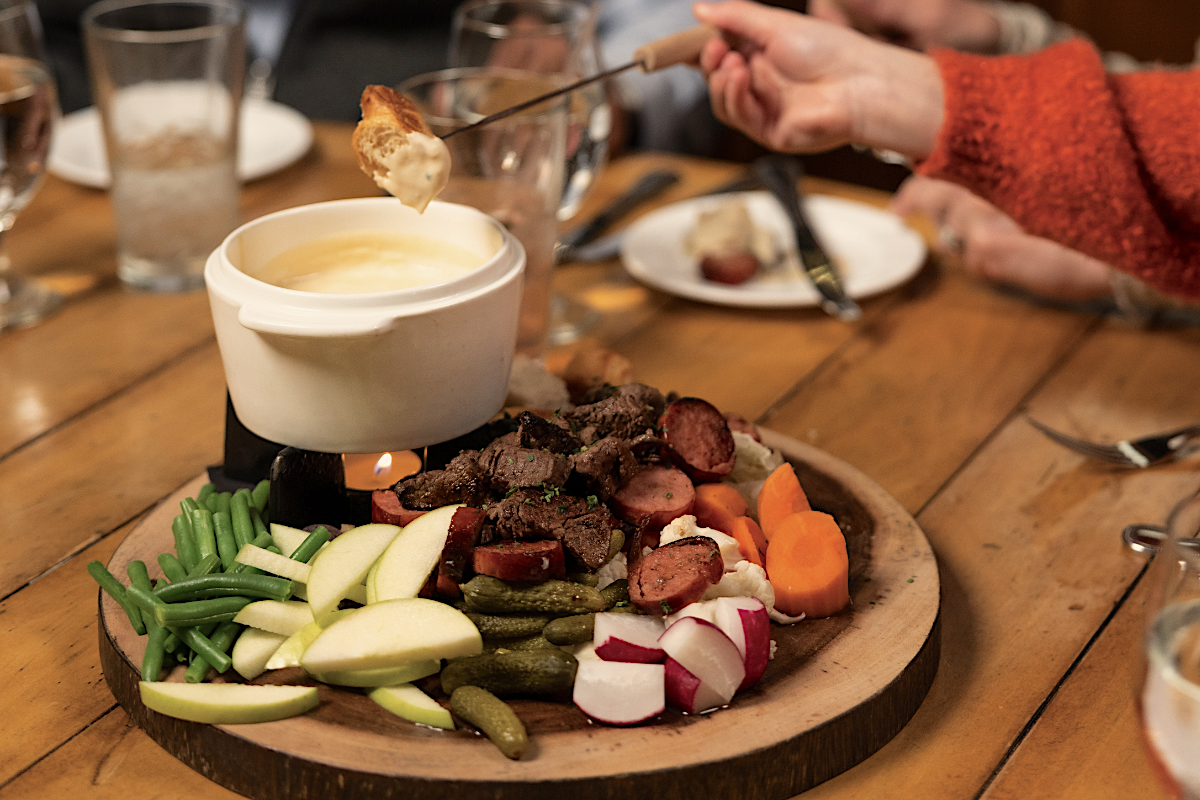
(205, 197, 524, 453)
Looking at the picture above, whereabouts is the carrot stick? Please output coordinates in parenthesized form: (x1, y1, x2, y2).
(756, 463, 811, 540)
(693, 483, 750, 534)
(729, 516, 766, 566)
(764, 510, 848, 618)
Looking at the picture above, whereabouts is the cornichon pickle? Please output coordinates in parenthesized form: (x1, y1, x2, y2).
(492, 634, 559, 652)
(441, 648, 578, 696)
(460, 575, 606, 616)
(542, 613, 594, 645)
(565, 572, 600, 587)
(465, 612, 551, 640)
(607, 528, 625, 561)
(600, 578, 629, 609)
(450, 686, 528, 760)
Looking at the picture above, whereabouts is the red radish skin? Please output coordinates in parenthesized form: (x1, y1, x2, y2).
(712, 597, 771, 690)
(657, 616, 745, 703)
(593, 613, 666, 663)
(664, 657, 728, 714)
(472, 539, 566, 583)
(573, 661, 665, 725)
(371, 490, 429, 526)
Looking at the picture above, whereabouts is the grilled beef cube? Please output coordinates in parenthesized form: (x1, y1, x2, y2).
(560, 506, 618, 570)
(517, 411, 580, 455)
(567, 383, 666, 444)
(571, 436, 641, 500)
(480, 441, 572, 493)
(485, 491, 616, 570)
(423, 416, 521, 471)
(396, 452, 493, 510)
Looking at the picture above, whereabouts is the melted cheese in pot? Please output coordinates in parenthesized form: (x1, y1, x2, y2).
(254, 231, 485, 294)
(373, 132, 451, 213)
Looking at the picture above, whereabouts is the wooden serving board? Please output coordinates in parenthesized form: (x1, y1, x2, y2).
(98, 430, 940, 800)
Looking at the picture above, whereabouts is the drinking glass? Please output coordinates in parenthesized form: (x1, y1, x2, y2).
(398, 67, 568, 357)
(1139, 486, 1200, 798)
(0, 0, 60, 331)
(450, 0, 608, 344)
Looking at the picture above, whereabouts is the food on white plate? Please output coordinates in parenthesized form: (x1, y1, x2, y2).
(657, 616, 745, 705)
(231, 627, 288, 681)
(139, 681, 319, 725)
(300, 598, 482, 673)
(369, 506, 459, 602)
(306, 523, 401, 618)
(369, 683, 456, 730)
(684, 199, 778, 286)
(352, 84, 450, 213)
(593, 612, 666, 663)
(573, 660, 666, 725)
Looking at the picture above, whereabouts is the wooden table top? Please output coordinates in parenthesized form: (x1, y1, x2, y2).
(2, 121, 1195, 800)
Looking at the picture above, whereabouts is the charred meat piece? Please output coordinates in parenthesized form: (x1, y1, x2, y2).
(423, 416, 521, 471)
(396, 452, 494, 510)
(516, 411, 580, 455)
(436, 507, 487, 599)
(628, 536, 724, 615)
(479, 441, 572, 494)
(486, 491, 615, 570)
(566, 383, 666, 444)
(570, 436, 641, 500)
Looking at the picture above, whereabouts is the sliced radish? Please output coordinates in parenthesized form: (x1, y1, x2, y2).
(712, 596, 771, 690)
(657, 616, 745, 703)
(594, 612, 667, 663)
(664, 657, 728, 713)
(573, 660, 665, 725)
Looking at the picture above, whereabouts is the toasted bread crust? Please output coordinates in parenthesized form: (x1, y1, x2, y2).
(352, 85, 431, 178)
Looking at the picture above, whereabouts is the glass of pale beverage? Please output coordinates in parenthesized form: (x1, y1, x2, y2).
(398, 67, 568, 358)
(83, 0, 245, 292)
(1140, 486, 1200, 798)
(0, 0, 60, 331)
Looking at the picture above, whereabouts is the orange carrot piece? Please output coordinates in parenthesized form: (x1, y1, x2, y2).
(764, 510, 849, 618)
(756, 463, 811, 540)
(729, 516, 766, 566)
(693, 483, 750, 534)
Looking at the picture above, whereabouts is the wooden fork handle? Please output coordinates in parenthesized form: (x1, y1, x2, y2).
(635, 25, 719, 72)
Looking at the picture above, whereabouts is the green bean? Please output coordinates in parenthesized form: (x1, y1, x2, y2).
(196, 483, 216, 506)
(153, 596, 252, 628)
(126, 560, 152, 592)
(230, 529, 273, 574)
(170, 623, 230, 673)
(230, 492, 254, 549)
(248, 505, 269, 539)
(142, 621, 168, 681)
(250, 479, 270, 513)
(189, 508, 218, 562)
(152, 573, 293, 603)
(290, 526, 330, 564)
(184, 621, 242, 682)
(187, 553, 222, 578)
(87, 561, 146, 635)
(181, 496, 200, 516)
(213, 510, 239, 570)
(170, 515, 199, 573)
(214, 492, 232, 516)
(157, 553, 188, 584)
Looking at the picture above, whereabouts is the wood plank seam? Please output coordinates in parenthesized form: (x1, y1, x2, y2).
(0, 704, 118, 791)
(971, 558, 1153, 799)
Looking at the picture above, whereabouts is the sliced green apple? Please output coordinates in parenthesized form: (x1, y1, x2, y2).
(306, 659, 441, 688)
(139, 681, 318, 724)
(369, 683, 454, 729)
(305, 523, 401, 620)
(301, 598, 481, 673)
(269, 523, 333, 559)
(265, 608, 355, 670)
(232, 600, 313, 637)
(231, 627, 289, 680)
(234, 544, 311, 583)
(372, 505, 461, 602)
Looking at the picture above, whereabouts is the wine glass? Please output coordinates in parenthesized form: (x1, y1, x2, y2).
(0, 0, 59, 330)
(450, 0, 609, 345)
(1139, 485, 1200, 798)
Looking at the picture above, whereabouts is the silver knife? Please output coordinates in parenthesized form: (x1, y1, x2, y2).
(556, 169, 680, 264)
(753, 156, 862, 321)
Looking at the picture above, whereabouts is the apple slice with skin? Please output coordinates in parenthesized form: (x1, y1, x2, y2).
(305, 523, 401, 620)
(372, 505, 461, 602)
(306, 659, 441, 688)
(265, 609, 355, 670)
(231, 627, 288, 681)
(664, 657, 728, 713)
(369, 683, 455, 729)
(573, 660, 665, 725)
(139, 681, 318, 724)
(270, 523, 328, 559)
(235, 544, 310, 583)
(657, 616, 744, 703)
(232, 600, 314, 637)
(301, 597, 482, 673)
(593, 612, 666, 663)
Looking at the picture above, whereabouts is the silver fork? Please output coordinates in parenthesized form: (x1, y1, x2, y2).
(1027, 417, 1200, 468)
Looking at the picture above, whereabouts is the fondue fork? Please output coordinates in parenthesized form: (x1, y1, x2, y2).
(440, 25, 719, 141)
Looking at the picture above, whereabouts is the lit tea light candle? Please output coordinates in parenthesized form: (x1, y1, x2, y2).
(342, 451, 421, 491)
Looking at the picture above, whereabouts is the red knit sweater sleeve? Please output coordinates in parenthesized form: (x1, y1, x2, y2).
(917, 39, 1200, 300)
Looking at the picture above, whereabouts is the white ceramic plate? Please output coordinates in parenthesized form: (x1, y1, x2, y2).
(48, 98, 314, 188)
(620, 190, 927, 308)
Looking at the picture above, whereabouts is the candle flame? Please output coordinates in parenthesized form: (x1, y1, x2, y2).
(373, 452, 393, 476)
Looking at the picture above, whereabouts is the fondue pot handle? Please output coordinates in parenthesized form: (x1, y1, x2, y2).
(236, 305, 399, 337)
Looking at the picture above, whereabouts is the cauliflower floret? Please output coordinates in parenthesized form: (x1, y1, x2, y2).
(702, 560, 805, 624)
(595, 551, 627, 591)
(725, 432, 786, 508)
(658, 515, 743, 570)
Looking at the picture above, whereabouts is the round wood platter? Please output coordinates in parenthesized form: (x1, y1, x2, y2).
(98, 430, 941, 800)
